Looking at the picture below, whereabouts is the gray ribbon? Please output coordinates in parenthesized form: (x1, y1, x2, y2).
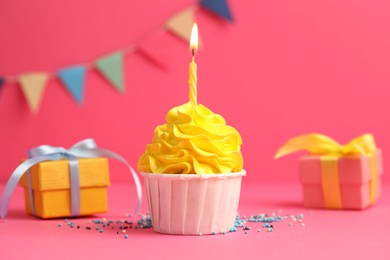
(0, 139, 142, 219)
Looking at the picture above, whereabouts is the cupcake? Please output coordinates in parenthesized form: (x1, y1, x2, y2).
(138, 102, 245, 235)
(138, 24, 245, 235)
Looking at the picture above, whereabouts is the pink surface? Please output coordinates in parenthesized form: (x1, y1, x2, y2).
(1, 181, 390, 259)
(1, 1, 390, 185)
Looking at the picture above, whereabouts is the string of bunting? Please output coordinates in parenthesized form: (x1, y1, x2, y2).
(0, 0, 233, 114)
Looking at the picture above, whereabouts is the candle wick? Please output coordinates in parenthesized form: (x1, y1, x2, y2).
(192, 49, 195, 57)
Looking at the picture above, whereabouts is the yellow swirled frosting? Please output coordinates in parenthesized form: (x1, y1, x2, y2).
(138, 102, 243, 174)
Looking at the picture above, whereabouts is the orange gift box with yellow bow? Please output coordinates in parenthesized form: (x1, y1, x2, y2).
(275, 134, 383, 209)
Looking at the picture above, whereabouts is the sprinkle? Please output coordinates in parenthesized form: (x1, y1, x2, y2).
(102, 218, 106, 222)
(298, 219, 303, 223)
(257, 229, 260, 232)
(99, 229, 104, 233)
(95, 227, 99, 230)
(122, 230, 126, 233)
(64, 218, 68, 222)
(57, 224, 62, 227)
(268, 228, 273, 232)
(77, 226, 80, 229)
(296, 214, 304, 219)
(229, 227, 237, 232)
(198, 232, 202, 236)
(222, 231, 226, 235)
(212, 231, 217, 235)
(288, 223, 292, 226)
(301, 223, 305, 227)
(86, 227, 91, 230)
(244, 231, 248, 234)
(124, 234, 129, 239)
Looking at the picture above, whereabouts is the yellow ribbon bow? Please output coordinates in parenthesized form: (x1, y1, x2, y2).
(275, 133, 378, 209)
(275, 133, 377, 159)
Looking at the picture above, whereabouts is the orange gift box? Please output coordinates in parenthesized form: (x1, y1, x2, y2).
(20, 158, 110, 218)
(275, 133, 383, 210)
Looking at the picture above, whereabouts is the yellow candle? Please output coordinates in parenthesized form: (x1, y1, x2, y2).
(188, 24, 198, 107)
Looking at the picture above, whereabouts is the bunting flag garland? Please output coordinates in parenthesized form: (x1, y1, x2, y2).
(18, 73, 49, 113)
(0, 77, 4, 95)
(137, 31, 170, 69)
(166, 7, 197, 43)
(95, 52, 125, 93)
(0, 1, 235, 114)
(58, 66, 86, 104)
(200, 0, 233, 21)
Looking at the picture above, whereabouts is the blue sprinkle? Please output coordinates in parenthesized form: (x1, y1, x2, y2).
(95, 227, 99, 230)
(99, 229, 104, 233)
(296, 214, 304, 219)
(268, 228, 273, 232)
(124, 234, 129, 239)
(212, 231, 217, 235)
(229, 227, 237, 232)
(222, 231, 226, 235)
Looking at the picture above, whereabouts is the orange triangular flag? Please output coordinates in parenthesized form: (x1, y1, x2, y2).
(19, 73, 49, 113)
(166, 6, 202, 46)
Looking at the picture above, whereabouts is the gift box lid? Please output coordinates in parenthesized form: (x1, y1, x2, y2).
(20, 158, 110, 191)
(299, 150, 383, 185)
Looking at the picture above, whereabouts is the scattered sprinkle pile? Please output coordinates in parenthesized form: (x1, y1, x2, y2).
(227, 211, 308, 235)
(57, 210, 311, 238)
(59, 214, 152, 239)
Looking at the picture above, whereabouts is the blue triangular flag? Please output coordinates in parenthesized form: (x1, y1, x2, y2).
(0, 77, 4, 94)
(200, 0, 233, 21)
(58, 66, 86, 104)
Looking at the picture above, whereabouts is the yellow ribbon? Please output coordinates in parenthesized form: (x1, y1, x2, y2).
(275, 133, 378, 208)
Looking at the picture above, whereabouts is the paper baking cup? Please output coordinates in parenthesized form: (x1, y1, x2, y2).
(141, 170, 246, 235)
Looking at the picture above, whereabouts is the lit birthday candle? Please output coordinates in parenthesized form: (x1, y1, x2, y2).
(188, 23, 198, 107)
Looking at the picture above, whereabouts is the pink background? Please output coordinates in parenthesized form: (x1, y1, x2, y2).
(0, 0, 389, 184)
(1, 1, 390, 259)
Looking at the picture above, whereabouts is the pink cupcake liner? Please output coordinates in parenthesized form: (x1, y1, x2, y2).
(142, 170, 246, 235)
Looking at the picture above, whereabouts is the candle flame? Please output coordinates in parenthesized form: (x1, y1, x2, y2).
(190, 23, 198, 52)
